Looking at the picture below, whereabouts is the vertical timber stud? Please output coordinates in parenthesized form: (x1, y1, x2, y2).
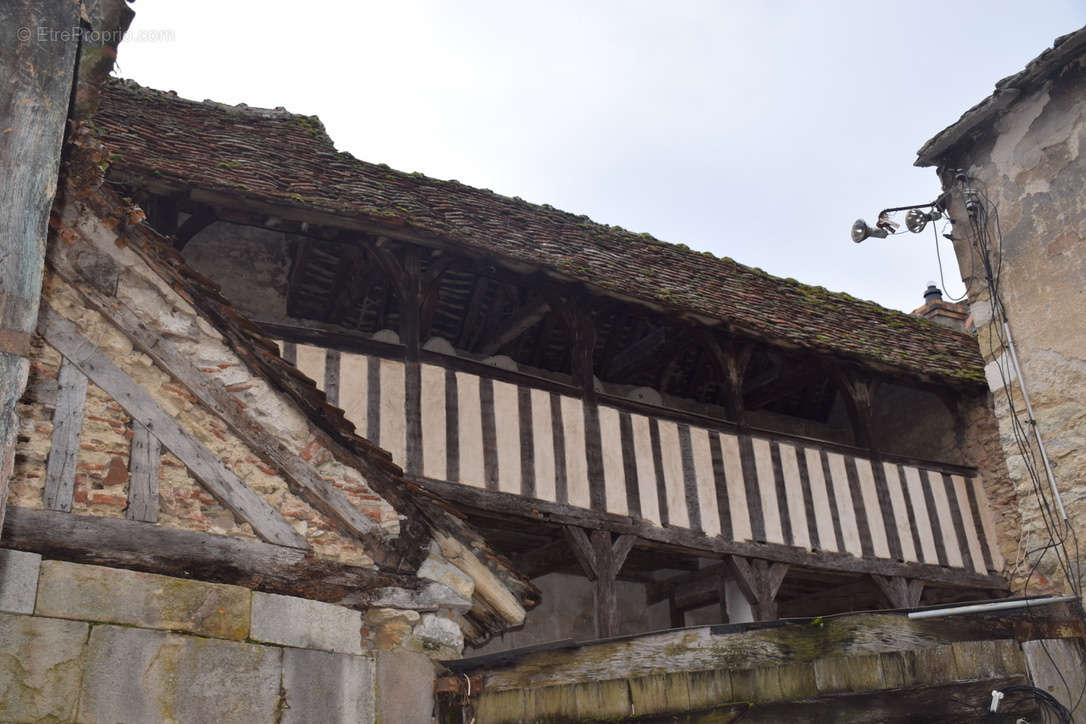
(0, 0, 82, 534)
(43, 360, 88, 512)
(371, 241, 453, 477)
(563, 526, 636, 638)
(127, 422, 161, 523)
(832, 367, 877, 450)
(547, 290, 598, 399)
(717, 568, 730, 624)
(729, 556, 788, 621)
(703, 332, 752, 425)
(372, 241, 422, 476)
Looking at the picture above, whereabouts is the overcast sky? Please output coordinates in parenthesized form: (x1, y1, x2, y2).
(116, 2, 1085, 313)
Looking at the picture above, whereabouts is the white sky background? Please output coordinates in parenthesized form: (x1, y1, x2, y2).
(116, 1, 1085, 313)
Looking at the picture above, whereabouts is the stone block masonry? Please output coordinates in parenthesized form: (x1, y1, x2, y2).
(36, 560, 251, 640)
(79, 626, 282, 723)
(0, 548, 40, 614)
(250, 591, 364, 655)
(0, 553, 447, 723)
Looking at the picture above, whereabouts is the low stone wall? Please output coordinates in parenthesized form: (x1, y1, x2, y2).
(0, 549, 448, 723)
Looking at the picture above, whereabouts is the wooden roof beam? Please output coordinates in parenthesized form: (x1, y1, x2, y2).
(479, 297, 550, 356)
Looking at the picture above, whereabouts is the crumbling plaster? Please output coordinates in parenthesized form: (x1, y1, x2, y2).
(942, 61, 1086, 593)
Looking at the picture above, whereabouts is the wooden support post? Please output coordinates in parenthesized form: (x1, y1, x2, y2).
(832, 368, 878, 449)
(547, 292, 597, 397)
(43, 360, 88, 512)
(0, 0, 82, 536)
(286, 239, 312, 317)
(703, 333, 751, 425)
(564, 526, 636, 638)
(729, 555, 788, 621)
(871, 574, 925, 609)
(718, 569, 730, 624)
(127, 422, 161, 523)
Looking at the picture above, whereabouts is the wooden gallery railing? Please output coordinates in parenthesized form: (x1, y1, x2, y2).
(280, 337, 1006, 598)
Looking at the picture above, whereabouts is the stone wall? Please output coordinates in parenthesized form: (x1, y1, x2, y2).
(0, 549, 447, 723)
(939, 60, 1086, 594)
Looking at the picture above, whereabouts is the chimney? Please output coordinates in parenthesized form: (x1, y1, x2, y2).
(911, 282, 970, 331)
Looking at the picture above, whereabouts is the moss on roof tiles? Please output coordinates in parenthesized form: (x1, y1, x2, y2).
(95, 78, 986, 387)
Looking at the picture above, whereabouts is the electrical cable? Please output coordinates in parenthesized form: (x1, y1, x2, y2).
(931, 218, 968, 302)
(995, 684, 1075, 724)
(959, 176, 1085, 718)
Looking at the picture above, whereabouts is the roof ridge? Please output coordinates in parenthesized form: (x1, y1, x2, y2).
(108, 76, 321, 123)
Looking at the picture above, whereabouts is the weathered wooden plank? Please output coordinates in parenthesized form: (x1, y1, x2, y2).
(0, 506, 446, 610)
(431, 528, 526, 626)
(37, 305, 307, 549)
(127, 422, 161, 522)
(458, 608, 1062, 693)
(562, 525, 598, 580)
(46, 239, 392, 554)
(411, 474, 1008, 591)
(42, 359, 88, 512)
(0, 0, 82, 536)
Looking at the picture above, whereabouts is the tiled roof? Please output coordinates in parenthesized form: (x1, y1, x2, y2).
(916, 27, 1086, 166)
(96, 79, 986, 387)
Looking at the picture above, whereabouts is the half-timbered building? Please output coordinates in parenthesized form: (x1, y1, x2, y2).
(90, 78, 1015, 643)
(6, 6, 1083, 719)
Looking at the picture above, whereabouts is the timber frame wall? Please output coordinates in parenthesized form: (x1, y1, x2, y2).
(262, 328, 1006, 624)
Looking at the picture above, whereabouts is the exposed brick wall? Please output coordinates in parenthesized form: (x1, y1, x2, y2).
(8, 249, 401, 566)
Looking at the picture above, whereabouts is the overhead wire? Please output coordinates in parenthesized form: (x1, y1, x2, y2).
(960, 175, 1084, 716)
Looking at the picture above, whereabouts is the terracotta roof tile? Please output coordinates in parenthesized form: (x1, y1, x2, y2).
(96, 79, 985, 387)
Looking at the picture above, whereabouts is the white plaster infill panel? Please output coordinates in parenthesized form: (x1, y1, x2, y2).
(250, 591, 364, 655)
